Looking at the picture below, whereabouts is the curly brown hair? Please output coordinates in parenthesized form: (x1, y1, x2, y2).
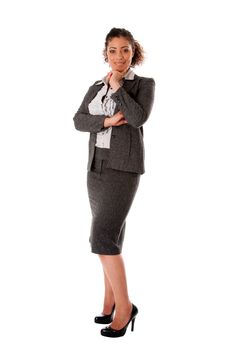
(103, 27, 145, 67)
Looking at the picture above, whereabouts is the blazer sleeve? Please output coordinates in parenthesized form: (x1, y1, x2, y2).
(73, 86, 107, 133)
(111, 77, 155, 128)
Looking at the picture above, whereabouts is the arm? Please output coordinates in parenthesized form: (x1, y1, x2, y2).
(111, 78, 155, 128)
(73, 86, 107, 133)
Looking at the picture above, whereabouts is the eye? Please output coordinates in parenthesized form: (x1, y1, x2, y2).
(123, 48, 130, 53)
(109, 49, 115, 54)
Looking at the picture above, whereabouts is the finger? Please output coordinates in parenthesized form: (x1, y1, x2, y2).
(116, 115, 123, 121)
(116, 111, 124, 117)
(116, 120, 128, 126)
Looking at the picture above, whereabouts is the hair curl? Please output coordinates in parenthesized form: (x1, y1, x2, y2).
(103, 27, 145, 67)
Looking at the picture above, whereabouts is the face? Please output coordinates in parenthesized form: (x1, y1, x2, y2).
(106, 36, 134, 73)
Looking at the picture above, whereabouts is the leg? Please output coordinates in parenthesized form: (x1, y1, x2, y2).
(99, 254, 133, 330)
(102, 271, 115, 314)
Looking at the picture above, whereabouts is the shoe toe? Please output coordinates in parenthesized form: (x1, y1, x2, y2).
(94, 314, 113, 324)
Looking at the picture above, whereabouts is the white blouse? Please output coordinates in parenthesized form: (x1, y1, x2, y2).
(88, 69, 135, 149)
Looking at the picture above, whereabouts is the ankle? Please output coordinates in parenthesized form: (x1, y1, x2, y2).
(115, 301, 132, 315)
(103, 302, 115, 315)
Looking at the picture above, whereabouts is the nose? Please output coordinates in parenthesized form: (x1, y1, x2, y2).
(117, 51, 123, 59)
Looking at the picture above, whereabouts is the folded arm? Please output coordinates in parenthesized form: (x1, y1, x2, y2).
(111, 78, 155, 128)
(73, 86, 107, 133)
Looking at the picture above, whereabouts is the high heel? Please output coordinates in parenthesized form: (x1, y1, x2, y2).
(131, 317, 135, 332)
(94, 304, 115, 324)
(100, 304, 138, 338)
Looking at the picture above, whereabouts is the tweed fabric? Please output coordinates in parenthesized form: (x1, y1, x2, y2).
(73, 74, 155, 174)
(87, 147, 140, 255)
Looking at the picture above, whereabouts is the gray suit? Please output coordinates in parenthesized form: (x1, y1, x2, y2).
(73, 74, 155, 174)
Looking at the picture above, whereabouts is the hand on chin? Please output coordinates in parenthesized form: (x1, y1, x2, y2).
(107, 67, 129, 90)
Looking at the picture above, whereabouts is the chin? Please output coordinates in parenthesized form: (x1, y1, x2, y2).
(115, 67, 126, 72)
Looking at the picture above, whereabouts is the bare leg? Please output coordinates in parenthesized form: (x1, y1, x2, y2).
(99, 254, 133, 330)
(102, 271, 115, 314)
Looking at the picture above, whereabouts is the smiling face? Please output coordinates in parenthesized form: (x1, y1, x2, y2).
(106, 36, 134, 73)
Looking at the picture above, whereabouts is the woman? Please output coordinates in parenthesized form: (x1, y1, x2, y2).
(73, 27, 155, 337)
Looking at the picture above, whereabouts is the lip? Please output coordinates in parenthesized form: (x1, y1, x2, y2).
(115, 62, 125, 65)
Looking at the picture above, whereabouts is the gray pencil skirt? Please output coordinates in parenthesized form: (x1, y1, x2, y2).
(87, 147, 140, 255)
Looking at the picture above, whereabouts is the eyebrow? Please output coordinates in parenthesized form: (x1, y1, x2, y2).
(108, 46, 130, 49)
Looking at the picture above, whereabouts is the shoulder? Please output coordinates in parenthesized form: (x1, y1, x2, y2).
(92, 79, 104, 86)
(83, 80, 104, 95)
(86, 79, 104, 92)
(134, 74, 155, 86)
(133, 75, 155, 96)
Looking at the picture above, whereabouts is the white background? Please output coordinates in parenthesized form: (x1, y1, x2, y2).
(0, 0, 232, 349)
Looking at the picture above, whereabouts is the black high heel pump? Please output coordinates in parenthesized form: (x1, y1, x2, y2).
(94, 304, 115, 324)
(100, 304, 138, 338)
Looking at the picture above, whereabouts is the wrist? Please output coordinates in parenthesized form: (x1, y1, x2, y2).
(104, 117, 112, 128)
(111, 81, 121, 92)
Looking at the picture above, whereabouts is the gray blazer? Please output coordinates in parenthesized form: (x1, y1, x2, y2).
(73, 74, 155, 174)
